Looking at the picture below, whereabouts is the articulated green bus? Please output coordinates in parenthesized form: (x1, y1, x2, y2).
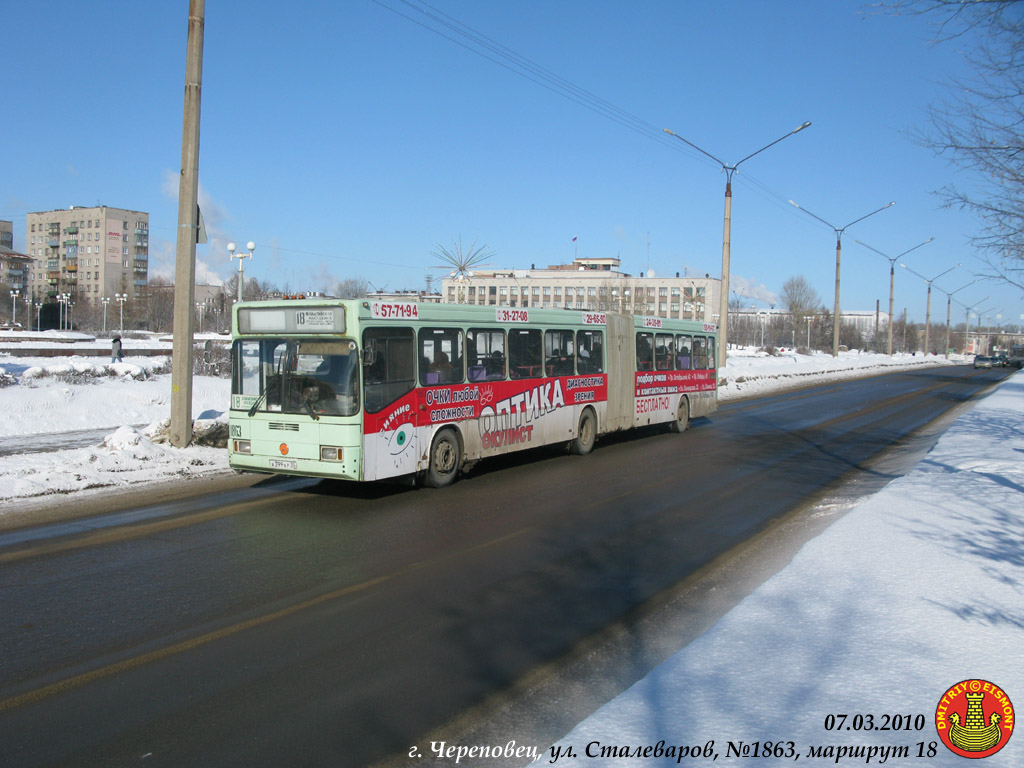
(229, 299, 717, 487)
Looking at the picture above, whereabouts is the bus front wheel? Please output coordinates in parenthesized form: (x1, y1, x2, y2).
(426, 429, 461, 488)
(570, 409, 596, 455)
(669, 399, 689, 433)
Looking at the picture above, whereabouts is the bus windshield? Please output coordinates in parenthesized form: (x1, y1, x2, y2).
(233, 339, 360, 417)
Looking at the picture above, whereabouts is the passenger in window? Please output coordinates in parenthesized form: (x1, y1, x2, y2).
(486, 350, 505, 379)
(429, 351, 454, 382)
(636, 335, 653, 371)
(578, 344, 591, 373)
(656, 340, 673, 370)
(590, 338, 603, 371)
(552, 345, 573, 376)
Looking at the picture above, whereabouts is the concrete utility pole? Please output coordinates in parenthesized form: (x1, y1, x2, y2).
(789, 199, 895, 357)
(900, 262, 959, 356)
(170, 0, 205, 448)
(664, 122, 811, 368)
(855, 237, 933, 356)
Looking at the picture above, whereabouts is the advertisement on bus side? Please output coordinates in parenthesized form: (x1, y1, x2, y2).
(362, 374, 609, 481)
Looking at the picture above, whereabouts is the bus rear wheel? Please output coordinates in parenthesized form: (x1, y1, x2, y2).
(668, 399, 689, 433)
(426, 429, 461, 488)
(570, 409, 596, 455)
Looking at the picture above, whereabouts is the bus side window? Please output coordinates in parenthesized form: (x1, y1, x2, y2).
(419, 327, 465, 386)
(576, 330, 603, 373)
(509, 328, 542, 379)
(468, 328, 505, 381)
(636, 332, 654, 371)
(707, 337, 716, 369)
(693, 336, 708, 370)
(676, 334, 692, 370)
(545, 329, 574, 377)
(362, 327, 415, 413)
(655, 333, 674, 370)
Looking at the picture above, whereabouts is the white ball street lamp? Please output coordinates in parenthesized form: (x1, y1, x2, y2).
(228, 241, 256, 302)
(115, 293, 127, 333)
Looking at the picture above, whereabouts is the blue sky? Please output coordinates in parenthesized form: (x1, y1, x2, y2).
(3, 0, 1021, 327)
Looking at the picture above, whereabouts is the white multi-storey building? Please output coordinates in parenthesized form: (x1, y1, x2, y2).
(24, 205, 149, 305)
(441, 256, 720, 322)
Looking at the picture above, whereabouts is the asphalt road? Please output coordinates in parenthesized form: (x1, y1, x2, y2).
(0, 365, 1011, 768)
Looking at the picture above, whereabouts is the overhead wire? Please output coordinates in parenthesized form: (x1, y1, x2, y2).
(218, 2, 811, 279)
(371, 0, 723, 171)
(371, 0, 821, 239)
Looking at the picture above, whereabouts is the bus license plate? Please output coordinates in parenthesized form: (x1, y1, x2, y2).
(269, 459, 297, 470)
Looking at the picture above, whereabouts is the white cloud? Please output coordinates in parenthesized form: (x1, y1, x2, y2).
(158, 170, 229, 286)
(730, 273, 779, 307)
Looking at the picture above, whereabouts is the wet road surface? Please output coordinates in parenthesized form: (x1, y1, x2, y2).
(0, 365, 1011, 767)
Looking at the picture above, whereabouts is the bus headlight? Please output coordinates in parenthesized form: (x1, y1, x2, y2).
(320, 446, 344, 462)
(233, 439, 251, 455)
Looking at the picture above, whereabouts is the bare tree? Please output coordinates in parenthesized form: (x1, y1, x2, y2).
(335, 277, 369, 298)
(780, 276, 822, 323)
(140, 276, 175, 333)
(884, 0, 1024, 289)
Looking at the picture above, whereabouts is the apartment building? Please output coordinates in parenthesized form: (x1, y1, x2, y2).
(1, 245, 32, 295)
(441, 256, 720, 322)
(0, 220, 13, 250)
(24, 205, 149, 305)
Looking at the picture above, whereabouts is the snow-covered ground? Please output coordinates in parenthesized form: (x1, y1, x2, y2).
(2, 338, 1020, 765)
(550, 368, 1023, 766)
(0, 332, 231, 502)
(0, 338, 966, 506)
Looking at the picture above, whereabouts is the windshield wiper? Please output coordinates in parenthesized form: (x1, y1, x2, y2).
(302, 395, 320, 421)
(247, 391, 268, 417)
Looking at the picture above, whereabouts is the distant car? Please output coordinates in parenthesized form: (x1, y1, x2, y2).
(992, 354, 1009, 367)
(1009, 346, 1024, 369)
(0, 323, 23, 331)
(973, 355, 993, 369)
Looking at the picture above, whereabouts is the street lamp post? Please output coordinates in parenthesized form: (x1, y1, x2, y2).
(963, 297, 990, 354)
(855, 237, 933, 355)
(228, 241, 256, 302)
(789, 200, 895, 357)
(34, 302, 42, 333)
(101, 297, 110, 333)
(936, 280, 976, 356)
(664, 121, 811, 368)
(899, 262, 959, 355)
(23, 294, 31, 327)
(10, 289, 20, 325)
(805, 314, 813, 350)
(983, 308, 1003, 345)
(115, 293, 127, 333)
(58, 293, 69, 331)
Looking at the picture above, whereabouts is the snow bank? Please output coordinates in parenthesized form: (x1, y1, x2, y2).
(551, 372, 1024, 766)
